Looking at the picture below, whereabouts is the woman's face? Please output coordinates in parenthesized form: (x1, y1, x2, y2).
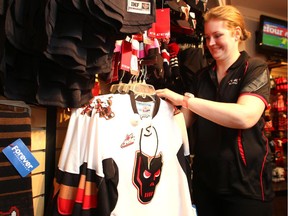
(204, 19, 239, 62)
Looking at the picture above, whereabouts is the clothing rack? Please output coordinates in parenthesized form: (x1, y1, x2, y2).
(139, 57, 159, 66)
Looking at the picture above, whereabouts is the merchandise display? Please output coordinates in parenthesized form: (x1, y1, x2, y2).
(0, 1, 285, 216)
(0, 0, 209, 108)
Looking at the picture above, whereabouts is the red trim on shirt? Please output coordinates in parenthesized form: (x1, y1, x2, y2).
(237, 130, 247, 166)
(260, 130, 269, 201)
(244, 61, 249, 75)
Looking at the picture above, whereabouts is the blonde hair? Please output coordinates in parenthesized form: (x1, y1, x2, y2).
(204, 5, 251, 41)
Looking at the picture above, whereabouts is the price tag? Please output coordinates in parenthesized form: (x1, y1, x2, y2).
(148, 8, 170, 39)
(2, 139, 39, 177)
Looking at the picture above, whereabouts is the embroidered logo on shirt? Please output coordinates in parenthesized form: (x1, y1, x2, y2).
(228, 78, 241, 85)
(121, 133, 136, 148)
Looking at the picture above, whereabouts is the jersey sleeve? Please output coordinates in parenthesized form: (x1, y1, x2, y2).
(240, 58, 271, 105)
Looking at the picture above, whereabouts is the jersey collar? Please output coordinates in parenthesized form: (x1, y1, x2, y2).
(129, 91, 160, 119)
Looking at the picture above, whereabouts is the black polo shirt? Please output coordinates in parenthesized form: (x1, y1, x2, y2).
(192, 51, 274, 201)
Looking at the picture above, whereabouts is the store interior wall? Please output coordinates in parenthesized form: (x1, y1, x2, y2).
(238, 5, 286, 57)
(230, 0, 287, 77)
(0, 1, 286, 215)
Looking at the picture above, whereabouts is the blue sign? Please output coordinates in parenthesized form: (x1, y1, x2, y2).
(2, 138, 39, 177)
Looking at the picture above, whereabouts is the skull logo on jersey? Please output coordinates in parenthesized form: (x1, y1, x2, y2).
(132, 151, 163, 204)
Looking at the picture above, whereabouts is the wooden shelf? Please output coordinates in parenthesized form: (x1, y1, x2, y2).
(268, 61, 287, 69)
(273, 181, 287, 194)
(268, 60, 287, 78)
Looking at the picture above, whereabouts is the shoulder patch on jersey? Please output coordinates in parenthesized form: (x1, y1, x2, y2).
(95, 97, 115, 119)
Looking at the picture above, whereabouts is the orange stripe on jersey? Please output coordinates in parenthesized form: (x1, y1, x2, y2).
(59, 185, 77, 200)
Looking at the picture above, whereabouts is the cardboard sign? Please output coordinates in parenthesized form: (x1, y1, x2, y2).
(148, 8, 170, 39)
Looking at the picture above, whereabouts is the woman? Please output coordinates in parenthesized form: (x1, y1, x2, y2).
(156, 5, 274, 216)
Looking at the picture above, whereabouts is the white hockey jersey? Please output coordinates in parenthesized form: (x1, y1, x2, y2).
(53, 92, 195, 216)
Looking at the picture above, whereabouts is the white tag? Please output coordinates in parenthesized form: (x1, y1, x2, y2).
(136, 101, 154, 119)
(127, 0, 151, 14)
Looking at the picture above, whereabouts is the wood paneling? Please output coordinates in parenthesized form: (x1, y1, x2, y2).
(31, 106, 70, 216)
(31, 106, 46, 216)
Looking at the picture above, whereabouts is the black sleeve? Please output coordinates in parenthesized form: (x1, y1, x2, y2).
(240, 57, 271, 104)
